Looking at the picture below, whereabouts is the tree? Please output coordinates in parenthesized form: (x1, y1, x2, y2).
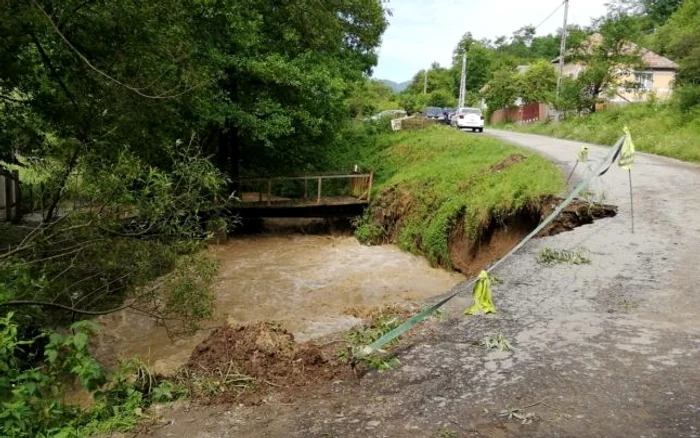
(482, 69, 520, 112)
(656, 0, 700, 86)
(426, 89, 456, 108)
(401, 63, 457, 111)
(520, 60, 558, 104)
(655, 0, 700, 109)
(398, 92, 426, 114)
(513, 26, 537, 47)
(347, 79, 398, 117)
(405, 66, 454, 95)
(642, 0, 683, 25)
(555, 77, 593, 114)
(0, 0, 389, 332)
(452, 32, 476, 64)
(450, 43, 493, 99)
(563, 16, 644, 112)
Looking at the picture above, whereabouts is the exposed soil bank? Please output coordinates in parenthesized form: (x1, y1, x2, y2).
(370, 189, 617, 277)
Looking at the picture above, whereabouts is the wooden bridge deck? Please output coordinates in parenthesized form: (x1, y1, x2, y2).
(228, 173, 372, 218)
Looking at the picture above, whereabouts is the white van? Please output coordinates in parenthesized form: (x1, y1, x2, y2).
(450, 107, 484, 132)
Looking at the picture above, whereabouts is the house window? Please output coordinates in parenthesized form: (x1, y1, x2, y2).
(634, 72, 654, 90)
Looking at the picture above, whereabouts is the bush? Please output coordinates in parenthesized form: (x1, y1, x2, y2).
(0, 313, 177, 437)
(673, 85, 700, 112)
(358, 126, 563, 267)
(503, 102, 700, 163)
(353, 216, 385, 245)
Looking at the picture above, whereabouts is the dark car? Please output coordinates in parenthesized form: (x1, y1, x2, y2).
(439, 108, 455, 124)
(424, 107, 444, 119)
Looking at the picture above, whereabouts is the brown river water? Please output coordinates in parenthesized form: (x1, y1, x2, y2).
(93, 230, 463, 375)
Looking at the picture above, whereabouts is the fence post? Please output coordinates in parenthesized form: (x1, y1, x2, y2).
(304, 177, 309, 200)
(267, 179, 272, 206)
(40, 182, 45, 220)
(316, 177, 322, 205)
(5, 172, 12, 222)
(367, 171, 374, 202)
(12, 170, 20, 222)
(29, 184, 34, 215)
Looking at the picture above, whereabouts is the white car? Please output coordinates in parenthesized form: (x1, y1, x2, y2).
(451, 107, 484, 132)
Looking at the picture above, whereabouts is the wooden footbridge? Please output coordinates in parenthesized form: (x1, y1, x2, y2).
(227, 172, 373, 218)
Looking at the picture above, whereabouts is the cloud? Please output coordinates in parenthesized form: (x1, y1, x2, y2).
(373, 0, 609, 81)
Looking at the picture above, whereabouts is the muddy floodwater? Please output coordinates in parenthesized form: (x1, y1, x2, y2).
(94, 232, 463, 374)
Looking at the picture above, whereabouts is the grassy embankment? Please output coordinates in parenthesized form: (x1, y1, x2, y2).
(352, 125, 564, 268)
(499, 103, 700, 163)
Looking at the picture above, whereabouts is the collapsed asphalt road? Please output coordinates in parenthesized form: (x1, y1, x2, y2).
(143, 130, 700, 437)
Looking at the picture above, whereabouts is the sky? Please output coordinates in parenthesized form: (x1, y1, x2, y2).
(373, 0, 610, 82)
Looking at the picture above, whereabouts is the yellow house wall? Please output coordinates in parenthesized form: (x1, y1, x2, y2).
(561, 63, 677, 102)
(615, 70, 676, 101)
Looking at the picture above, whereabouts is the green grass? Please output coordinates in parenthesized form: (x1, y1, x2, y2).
(499, 103, 700, 163)
(356, 125, 563, 267)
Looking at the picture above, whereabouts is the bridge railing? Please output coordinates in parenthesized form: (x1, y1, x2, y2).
(231, 172, 373, 206)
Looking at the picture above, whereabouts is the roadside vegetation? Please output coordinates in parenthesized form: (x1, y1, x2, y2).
(499, 103, 700, 163)
(2, 0, 693, 435)
(354, 126, 563, 267)
(491, 0, 700, 164)
(1, 0, 388, 435)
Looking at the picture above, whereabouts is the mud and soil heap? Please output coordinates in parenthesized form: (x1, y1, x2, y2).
(187, 322, 346, 387)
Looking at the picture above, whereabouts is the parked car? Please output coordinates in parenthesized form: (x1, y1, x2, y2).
(450, 107, 484, 132)
(424, 107, 443, 119)
(439, 108, 454, 124)
(370, 109, 407, 121)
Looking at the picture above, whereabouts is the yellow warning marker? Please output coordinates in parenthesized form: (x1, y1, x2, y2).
(619, 126, 636, 233)
(578, 145, 589, 163)
(566, 145, 590, 184)
(619, 127, 635, 170)
(464, 271, 496, 315)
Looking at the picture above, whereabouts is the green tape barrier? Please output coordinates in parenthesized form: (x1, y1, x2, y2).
(360, 136, 626, 356)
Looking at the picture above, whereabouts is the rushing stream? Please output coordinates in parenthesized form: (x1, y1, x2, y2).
(93, 227, 463, 374)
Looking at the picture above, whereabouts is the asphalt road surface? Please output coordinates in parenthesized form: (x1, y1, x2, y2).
(143, 130, 700, 438)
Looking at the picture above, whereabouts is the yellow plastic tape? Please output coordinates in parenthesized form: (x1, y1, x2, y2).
(619, 126, 635, 170)
(464, 270, 496, 315)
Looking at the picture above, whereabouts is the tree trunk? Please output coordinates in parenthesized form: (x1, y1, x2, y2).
(44, 143, 81, 222)
(217, 121, 240, 195)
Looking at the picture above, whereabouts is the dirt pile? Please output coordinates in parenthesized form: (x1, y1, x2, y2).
(186, 322, 346, 388)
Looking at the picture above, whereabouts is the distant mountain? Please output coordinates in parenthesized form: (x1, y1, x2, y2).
(379, 79, 411, 93)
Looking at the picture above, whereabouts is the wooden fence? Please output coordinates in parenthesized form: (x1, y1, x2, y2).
(0, 169, 20, 222)
(399, 116, 438, 131)
(490, 103, 552, 125)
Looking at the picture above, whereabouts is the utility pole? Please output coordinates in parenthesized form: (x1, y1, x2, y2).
(458, 53, 467, 108)
(556, 0, 570, 99)
(423, 69, 428, 94)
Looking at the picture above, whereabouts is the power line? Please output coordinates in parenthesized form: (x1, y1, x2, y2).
(534, 0, 566, 32)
